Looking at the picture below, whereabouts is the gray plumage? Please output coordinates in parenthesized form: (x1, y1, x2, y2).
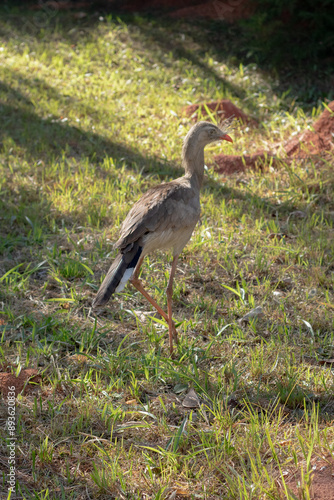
(92, 121, 233, 336)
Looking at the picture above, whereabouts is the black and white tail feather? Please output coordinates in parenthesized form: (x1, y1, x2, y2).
(92, 244, 142, 307)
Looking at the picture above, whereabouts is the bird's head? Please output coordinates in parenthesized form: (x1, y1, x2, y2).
(182, 119, 234, 181)
(194, 120, 233, 146)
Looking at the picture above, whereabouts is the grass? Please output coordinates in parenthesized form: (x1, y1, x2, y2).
(0, 6, 334, 500)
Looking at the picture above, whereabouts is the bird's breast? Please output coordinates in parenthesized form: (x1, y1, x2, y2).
(142, 222, 198, 256)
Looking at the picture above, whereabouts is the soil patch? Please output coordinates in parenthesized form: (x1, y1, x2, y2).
(285, 457, 334, 500)
(170, 0, 255, 21)
(285, 101, 334, 158)
(183, 99, 254, 125)
(119, 0, 254, 20)
(213, 152, 277, 174)
(0, 365, 41, 397)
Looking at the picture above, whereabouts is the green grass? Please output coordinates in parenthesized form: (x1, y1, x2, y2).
(1, 7, 334, 500)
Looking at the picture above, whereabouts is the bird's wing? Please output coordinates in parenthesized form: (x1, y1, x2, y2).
(115, 179, 199, 250)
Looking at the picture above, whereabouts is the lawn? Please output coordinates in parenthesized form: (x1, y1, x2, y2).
(0, 5, 334, 499)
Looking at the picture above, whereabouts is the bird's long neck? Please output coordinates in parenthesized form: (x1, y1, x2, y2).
(182, 131, 205, 189)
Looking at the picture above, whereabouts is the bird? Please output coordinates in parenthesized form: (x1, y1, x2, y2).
(93, 120, 233, 354)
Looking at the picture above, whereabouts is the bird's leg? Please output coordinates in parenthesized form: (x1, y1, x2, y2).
(130, 257, 178, 344)
(166, 255, 179, 354)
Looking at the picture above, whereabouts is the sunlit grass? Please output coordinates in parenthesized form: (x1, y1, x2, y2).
(0, 7, 333, 500)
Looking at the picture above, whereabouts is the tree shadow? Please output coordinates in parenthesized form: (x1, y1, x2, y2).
(0, 75, 177, 172)
(0, 78, 316, 249)
(115, 4, 333, 108)
(125, 18, 252, 101)
(0, 5, 266, 123)
(1, 2, 332, 112)
(0, 5, 327, 243)
(0, 75, 184, 243)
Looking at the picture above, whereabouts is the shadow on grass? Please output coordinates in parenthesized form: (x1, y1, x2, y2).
(0, 6, 329, 247)
(120, 6, 333, 107)
(0, 76, 319, 251)
(1, 3, 333, 110)
(0, 75, 171, 169)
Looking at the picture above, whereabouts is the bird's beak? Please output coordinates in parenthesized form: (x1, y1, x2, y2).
(220, 134, 233, 143)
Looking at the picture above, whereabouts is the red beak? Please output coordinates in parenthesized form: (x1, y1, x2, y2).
(221, 134, 233, 143)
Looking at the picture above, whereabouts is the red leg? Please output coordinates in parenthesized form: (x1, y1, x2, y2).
(166, 255, 179, 354)
(130, 256, 178, 349)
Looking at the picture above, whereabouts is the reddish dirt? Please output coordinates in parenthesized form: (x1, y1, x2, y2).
(183, 99, 254, 124)
(214, 152, 277, 174)
(285, 457, 334, 500)
(285, 101, 334, 158)
(121, 0, 254, 20)
(171, 0, 255, 21)
(214, 101, 334, 176)
(0, 365, 41, 397)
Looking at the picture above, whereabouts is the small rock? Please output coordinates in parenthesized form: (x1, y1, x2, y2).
(287, 211, 306, 222)
(271, 277, 293, 288)
(182, 388, 200, 408)
(238, 306, 264, 323)
(307, 289, 317, 299)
